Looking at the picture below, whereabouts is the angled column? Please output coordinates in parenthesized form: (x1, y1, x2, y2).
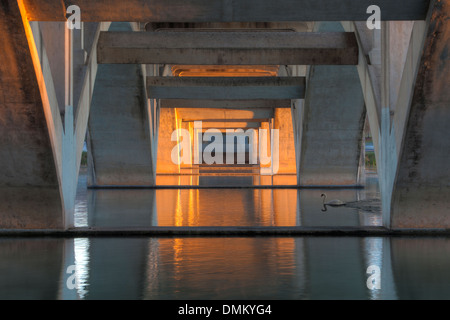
(87, 23, 155, 187)
(98, 32, 358, 65)
(0, 1, 63, 229)
(389, 1, 450, 228)
(298, 22, 366, 187)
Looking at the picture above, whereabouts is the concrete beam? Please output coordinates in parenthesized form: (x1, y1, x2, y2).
(201, 123, 261, 129)
(183, 119, 268, 123)
(147, 77, 305, 100)
(98, 32, 358, 65)
(160, 99, 291, 109)
(22, 0, 429, 22)
(176, 108, 275, 120)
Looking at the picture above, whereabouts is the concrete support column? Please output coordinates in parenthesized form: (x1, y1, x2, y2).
(274, 108, 296, 174)
(299, 22, 366, 187)
(388, 1, 450, 228)
(0, 1, 65, 229)
(88, 22, 155, 187)
(156, 108, 179, 174)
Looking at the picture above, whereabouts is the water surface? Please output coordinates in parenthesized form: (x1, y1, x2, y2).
(0, 236, 449, 299)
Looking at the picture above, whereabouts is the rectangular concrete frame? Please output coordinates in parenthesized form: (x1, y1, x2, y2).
(98, 32, 358, 65)
(147, 77, 305, 100)
(23, 0, 430, 21)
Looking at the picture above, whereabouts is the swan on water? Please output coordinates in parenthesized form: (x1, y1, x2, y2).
(321, 193, 346, 211)
(321, 193, 346, 206)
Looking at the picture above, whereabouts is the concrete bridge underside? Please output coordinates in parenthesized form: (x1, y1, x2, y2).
(0, 1, 62, 228)
(0, 0, 448, 230)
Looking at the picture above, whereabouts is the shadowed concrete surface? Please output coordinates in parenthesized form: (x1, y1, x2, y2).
(21, 0, 430, 22)
(390, 1, 450, 228)
(88, 23, 155, 187)
(0, 1, 62, 228)
(98, 31, 359, 65)
(299, 23, 366, 186)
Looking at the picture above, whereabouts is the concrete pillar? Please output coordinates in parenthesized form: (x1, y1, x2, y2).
(298, 22, 366, 187)
(0, 0, 63, 228)
(156, 108, 179, 174)
(88, 22, 155, 186)
(274, 108, 296, 174)
(389, 1, 450, 228)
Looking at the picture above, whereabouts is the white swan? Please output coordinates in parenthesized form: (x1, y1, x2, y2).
(321, 193, 346, 211)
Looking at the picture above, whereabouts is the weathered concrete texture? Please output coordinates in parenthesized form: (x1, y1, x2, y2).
(0, 1, 62, 228)
(391, 1, 450, 228)
(98, 32, 358, 65)
(22, 0, 430, 22)
(88, 23, 154, 186)
(299, 23, 365, 186)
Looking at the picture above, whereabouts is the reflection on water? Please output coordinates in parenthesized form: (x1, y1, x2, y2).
(75, 172, 381, 228)
(2, 236, 450, 299)
(0, 171, 414, 300)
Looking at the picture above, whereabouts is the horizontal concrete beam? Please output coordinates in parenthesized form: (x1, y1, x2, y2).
(147, 77, 305, 99)
(201, 125, 260, 130)
(98, 32, 358, 65)
(23, 0, 429, 21)
(176, 108, 274, 120)
(201, 122, 261, 128)
(183, 119, 268, 123)
(160, 99, 291, 109)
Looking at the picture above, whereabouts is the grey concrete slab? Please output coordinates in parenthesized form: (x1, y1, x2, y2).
(147, 77, 305, 99)
(23, 0, 429, 22)
(160, 99, 291, 109)
(98, 31, 358, 65)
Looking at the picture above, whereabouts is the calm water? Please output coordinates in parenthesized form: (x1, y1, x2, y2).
(1, 171, 449, 299)
(1, 236, 450, 299)
(75, 172, 381, 228)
